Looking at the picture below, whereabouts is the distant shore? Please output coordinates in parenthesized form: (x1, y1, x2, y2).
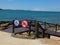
(0, 8, 3, 10)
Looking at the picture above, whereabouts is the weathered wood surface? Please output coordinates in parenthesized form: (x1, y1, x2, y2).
(1, 20, 60, 38)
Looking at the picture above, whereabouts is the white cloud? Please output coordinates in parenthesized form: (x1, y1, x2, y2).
(30, 8, 60, 11)
(32, 8, 40, 11)
(31, 8, 45, 11)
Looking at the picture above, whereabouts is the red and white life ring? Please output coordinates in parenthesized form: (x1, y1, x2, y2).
(21, 20, 28, 28)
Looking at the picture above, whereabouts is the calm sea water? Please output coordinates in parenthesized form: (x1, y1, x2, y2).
(0, 10, 60, 24)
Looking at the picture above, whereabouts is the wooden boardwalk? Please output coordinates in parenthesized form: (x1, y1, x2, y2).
(12, 20, 60, 39)
(0, 20, 60, 39)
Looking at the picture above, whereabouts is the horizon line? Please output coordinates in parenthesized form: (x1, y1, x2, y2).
(0, 8, 60, 12)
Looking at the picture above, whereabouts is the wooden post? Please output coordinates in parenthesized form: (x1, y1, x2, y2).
(12, 20, 14, 33)
(44, 22, 47, 30)
(42, 22, 46, 38)
(34, 20, 39, 38)
(28, 20, 32, 36)
(48, 34, 50, 38)
(55, 24, 57, 32)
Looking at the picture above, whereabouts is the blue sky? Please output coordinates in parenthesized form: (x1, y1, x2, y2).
(0, 0, 60, 11)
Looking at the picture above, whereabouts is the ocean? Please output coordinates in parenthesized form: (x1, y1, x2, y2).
(0, 10, 60, 24)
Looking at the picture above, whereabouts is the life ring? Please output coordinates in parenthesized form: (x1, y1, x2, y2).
(14, 20, 19, 26)
(21, 20, 28, 28)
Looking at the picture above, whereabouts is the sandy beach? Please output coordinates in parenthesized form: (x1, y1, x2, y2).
(0, 28, 60, 45)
